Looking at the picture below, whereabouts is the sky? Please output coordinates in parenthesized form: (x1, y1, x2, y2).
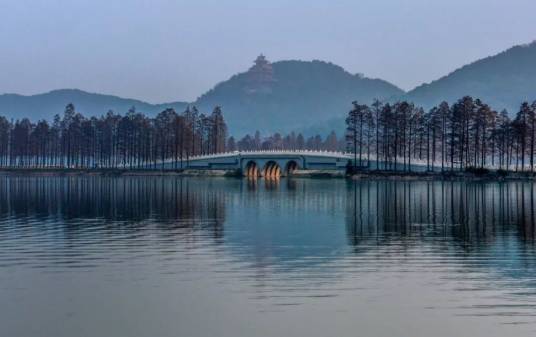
(1, 0, 536, 103)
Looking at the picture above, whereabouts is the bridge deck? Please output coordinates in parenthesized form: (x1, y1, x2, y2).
(145, 150, 438, 174)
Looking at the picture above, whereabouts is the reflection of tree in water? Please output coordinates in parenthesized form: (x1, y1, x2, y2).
(346, 180, 536, 245)
(345, 180, 536, 304)
(0, 176, 227, 239)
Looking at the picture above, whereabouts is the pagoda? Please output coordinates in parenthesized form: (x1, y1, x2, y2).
(248, 54, 274, 84)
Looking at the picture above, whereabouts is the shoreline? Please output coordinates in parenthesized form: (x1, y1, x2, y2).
(349, 171, 535, 181)
(0, 168, 534, 181)
(0, 168, 240, 177)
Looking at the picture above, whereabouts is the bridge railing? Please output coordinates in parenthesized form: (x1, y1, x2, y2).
(184, 149, 352, 161)
(180, 151, 466, 171)
(143, 150, 474, 171)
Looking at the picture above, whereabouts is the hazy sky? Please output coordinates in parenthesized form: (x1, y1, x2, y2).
(1, 0, 536, 103)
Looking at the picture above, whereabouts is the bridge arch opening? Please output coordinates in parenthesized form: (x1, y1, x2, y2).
(244, 161, 260, 178)
(285, 160, 299, 176)
(263, 161, 281, 179)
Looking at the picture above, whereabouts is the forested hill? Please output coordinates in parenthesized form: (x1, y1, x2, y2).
(0, 89, 188, 121)
(194, 60, 404, 135)
(0, 61, 403, 135)
(405, 41, 536, 113)
(3, 41, 535, 136)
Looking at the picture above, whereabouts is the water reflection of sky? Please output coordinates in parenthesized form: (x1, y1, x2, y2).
(1, 177, 536, 336)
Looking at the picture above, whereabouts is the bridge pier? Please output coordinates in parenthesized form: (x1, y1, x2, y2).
(263, 161, 281, 178)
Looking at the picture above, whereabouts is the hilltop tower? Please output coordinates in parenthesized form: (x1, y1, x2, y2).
(246, 54, 275, 93)
(249, 54, 274, 82)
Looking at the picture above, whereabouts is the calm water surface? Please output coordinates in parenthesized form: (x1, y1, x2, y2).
(1, 176, 536, 337)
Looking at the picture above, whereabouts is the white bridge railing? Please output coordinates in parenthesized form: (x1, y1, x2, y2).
(182, 151, 439, 169)
(140, 150, 519, 171)
(183, 150, 353, 162)
(151, 150, 515, 171)
(154, 150, 435, 169)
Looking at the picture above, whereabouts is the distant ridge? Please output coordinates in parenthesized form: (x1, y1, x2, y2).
(0, 89, 188, 120)
(2, 41, 536, 135)
(299, 41, 536, 136)
(405, 41, 536, 113)
(0, 59, 404, 136)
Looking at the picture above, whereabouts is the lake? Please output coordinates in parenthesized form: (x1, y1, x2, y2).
(1, 176, 536, 337)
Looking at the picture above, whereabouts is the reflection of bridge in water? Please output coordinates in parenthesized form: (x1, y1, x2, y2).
(151, 150, 434, 177)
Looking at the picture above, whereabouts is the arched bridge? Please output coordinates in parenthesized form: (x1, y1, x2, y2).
(157, 150, 353, 177)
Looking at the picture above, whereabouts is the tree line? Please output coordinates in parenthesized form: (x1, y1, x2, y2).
(0, 104, 227, 169)
(230, 130, 343, 152)
(345, 96, 536, 172)
(0, 100, 347, 170)
(4, 94, 535, 173)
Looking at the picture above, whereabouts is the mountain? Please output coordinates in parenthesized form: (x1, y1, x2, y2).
(0, 89, 188, 120)
(5, 41, 534, 137)
(0, 60, 403, 136)
(405, 41, 536, 113)
(194, 58, 404, 135)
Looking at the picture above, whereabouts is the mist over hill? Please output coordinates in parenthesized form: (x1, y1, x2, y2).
(405, 41, 536, 113)
(194, 58, 404, 135)
(0, 89, 188, 121)
(300, 41, 536, 137)
(1, 41, 536, 137)
(0, 60, 403, 136)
